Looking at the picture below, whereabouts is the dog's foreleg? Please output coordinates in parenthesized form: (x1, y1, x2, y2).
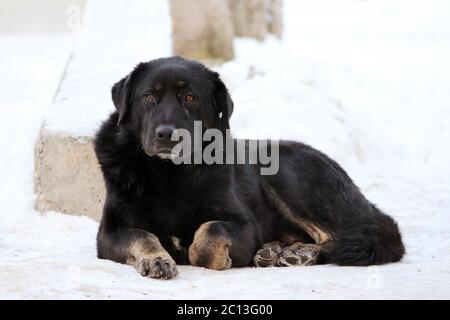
(97, 227, 178, 279)
(188, 221, 257, 270)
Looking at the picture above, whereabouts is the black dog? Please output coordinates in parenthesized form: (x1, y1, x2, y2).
(94, 57, 405, 279)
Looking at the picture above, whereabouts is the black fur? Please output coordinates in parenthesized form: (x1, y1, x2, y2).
(95, 57, 405, 271)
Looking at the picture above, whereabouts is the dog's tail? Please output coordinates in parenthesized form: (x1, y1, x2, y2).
(319, 210, 405, 266)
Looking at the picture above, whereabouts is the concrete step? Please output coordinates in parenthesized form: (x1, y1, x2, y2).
(35, 132, 104, 221)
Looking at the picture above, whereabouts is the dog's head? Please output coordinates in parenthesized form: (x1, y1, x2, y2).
(111, 57, 233, 158)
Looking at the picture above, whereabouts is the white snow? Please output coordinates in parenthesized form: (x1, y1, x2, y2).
(43, 0, 172, 137)
(1, 0, 450, 299)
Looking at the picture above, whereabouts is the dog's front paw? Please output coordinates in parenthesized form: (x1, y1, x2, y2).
(188, 221, 232, 270)
(136, 256, 178, 280)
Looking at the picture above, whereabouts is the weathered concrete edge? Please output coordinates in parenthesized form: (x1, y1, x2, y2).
(34, 127, 105, 222)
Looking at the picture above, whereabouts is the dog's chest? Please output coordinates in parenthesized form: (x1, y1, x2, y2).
(141, 187, 204, 234)
(137, 164, 222, 236)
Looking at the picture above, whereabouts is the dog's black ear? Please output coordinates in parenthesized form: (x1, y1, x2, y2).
(111, 75, 131, 126)
(112, 63, 146, 126)
(213, 73, 234, 132)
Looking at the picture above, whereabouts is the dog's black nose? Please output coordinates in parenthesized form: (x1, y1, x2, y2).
(155, 124, 175, 141)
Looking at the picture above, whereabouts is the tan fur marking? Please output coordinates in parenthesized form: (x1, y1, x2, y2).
(171, 235, 185, 252)
(188, 221, 232, 270)
(263, 183, 333, 244)
(126, 233, 178, 279)
(127, 233, 171, 265)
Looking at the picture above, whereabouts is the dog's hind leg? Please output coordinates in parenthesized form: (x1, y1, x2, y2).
(253, 241, 325, 267)
(253, 182, 333, 268)
(253, 242, 283, 267)
(260, 156, 405, 266)
(277, 243, 322, 267)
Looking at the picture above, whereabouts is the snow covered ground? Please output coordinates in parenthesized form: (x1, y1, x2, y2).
(1, 0, 449, 299)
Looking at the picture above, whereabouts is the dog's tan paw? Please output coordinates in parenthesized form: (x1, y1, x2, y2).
(188, 222, 232, 270)
(136, 256, 178, 279)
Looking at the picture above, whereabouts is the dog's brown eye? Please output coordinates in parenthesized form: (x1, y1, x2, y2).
(144, 94, 156, 103)
(186, 94, 195, 102)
